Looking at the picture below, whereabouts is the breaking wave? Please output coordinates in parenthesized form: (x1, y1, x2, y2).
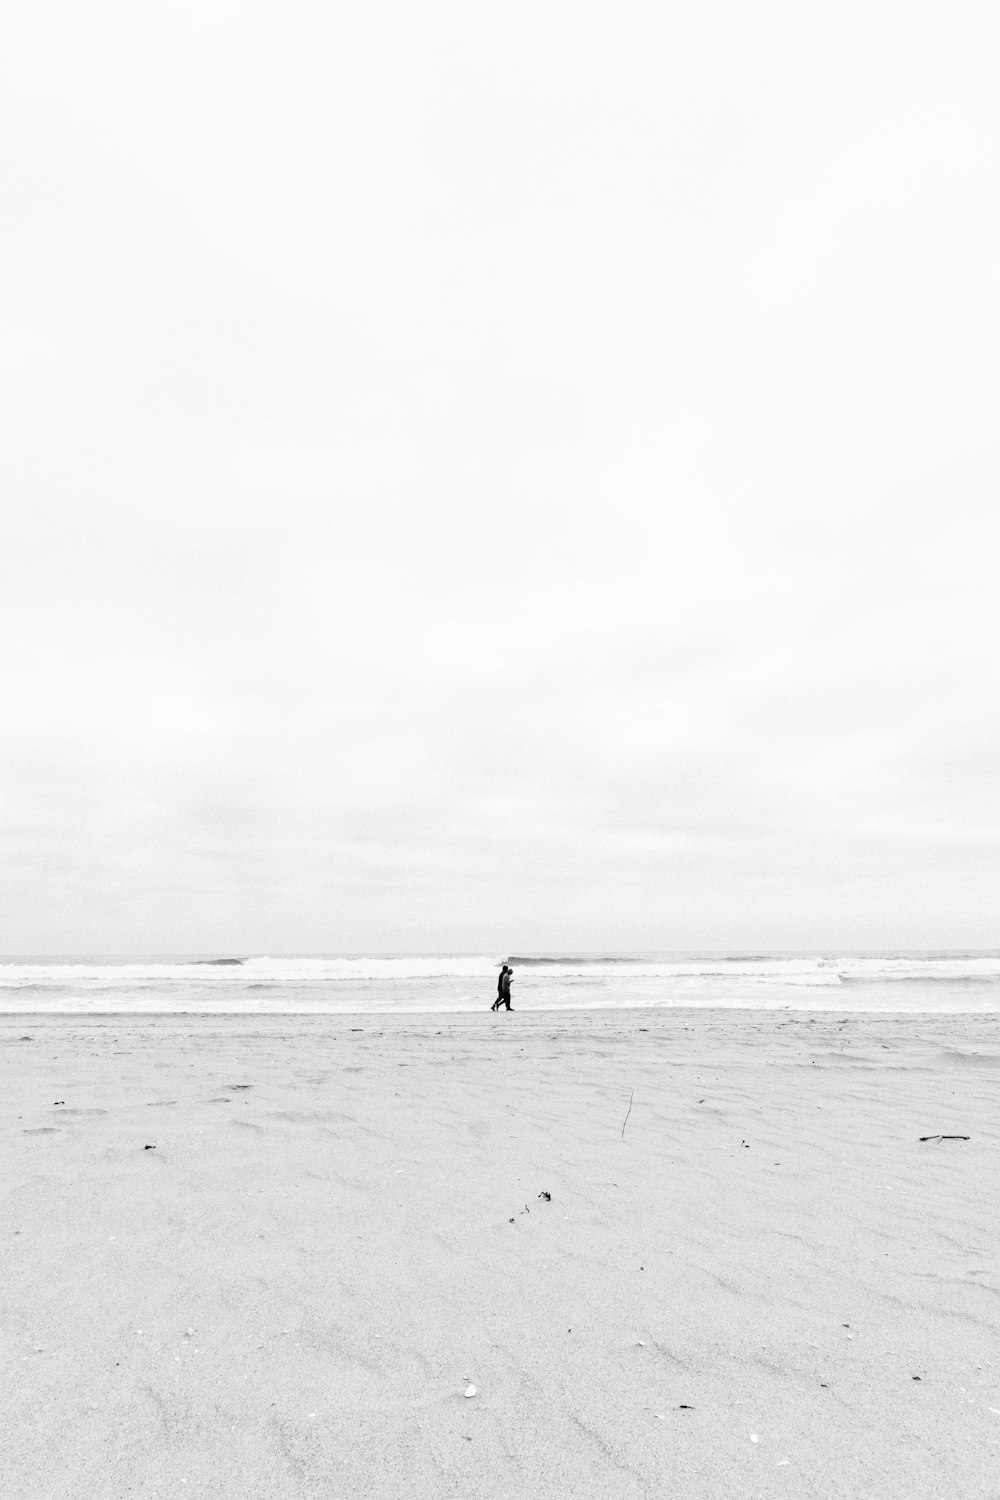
(1, 952, 999, 1014)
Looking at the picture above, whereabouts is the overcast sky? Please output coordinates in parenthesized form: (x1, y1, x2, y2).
(2, 1, 998, 953)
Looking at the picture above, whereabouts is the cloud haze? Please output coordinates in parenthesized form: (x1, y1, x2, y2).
(2, 1, 998, 951)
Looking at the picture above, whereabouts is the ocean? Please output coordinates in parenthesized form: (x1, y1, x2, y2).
(2, 953, 1000, 1015)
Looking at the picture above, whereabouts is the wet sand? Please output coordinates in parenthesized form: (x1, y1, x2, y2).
(2, 1008, 998, 1498)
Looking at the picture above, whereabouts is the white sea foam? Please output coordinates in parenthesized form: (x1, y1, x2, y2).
(1, 953, 999, 1014)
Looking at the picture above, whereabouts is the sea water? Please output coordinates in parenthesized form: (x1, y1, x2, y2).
(1, 953, 1000, 1014)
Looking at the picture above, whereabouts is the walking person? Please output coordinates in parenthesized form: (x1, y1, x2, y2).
(491, 965, 509, 1011)
(492, 964, 513, 1012)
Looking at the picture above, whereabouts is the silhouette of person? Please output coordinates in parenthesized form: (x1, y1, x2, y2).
(492, 965, 513, 1012)
(491, 965, 509, 1011)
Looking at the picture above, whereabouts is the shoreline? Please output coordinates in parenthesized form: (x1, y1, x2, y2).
(4, 1001, 1000, 1023)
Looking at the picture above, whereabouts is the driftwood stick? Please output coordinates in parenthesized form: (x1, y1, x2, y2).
(919, 1134, 970, 1142)
(621, 1090, 634, 1139)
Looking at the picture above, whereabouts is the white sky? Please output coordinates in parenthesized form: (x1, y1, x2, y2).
(2, 1, 998, 953)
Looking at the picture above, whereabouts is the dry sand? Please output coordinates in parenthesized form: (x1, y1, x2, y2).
(2, 1008, 998, 1498)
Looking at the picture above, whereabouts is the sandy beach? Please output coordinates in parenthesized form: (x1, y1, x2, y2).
(2, 1008, 998, 1498)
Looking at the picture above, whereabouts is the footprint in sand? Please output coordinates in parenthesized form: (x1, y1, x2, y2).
(24, 1127, 60, 1135)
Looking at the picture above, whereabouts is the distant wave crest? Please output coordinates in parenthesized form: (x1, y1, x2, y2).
(1, 952, 999, 1014)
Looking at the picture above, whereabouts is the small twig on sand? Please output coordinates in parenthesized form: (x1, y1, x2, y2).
(621, 1090, 634, 1140)
(919, 1134, 970, 1142)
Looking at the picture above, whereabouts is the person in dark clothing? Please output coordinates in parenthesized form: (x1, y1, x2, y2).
(491, 965, 507, 1011)
(491, 965, 513, 1012)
